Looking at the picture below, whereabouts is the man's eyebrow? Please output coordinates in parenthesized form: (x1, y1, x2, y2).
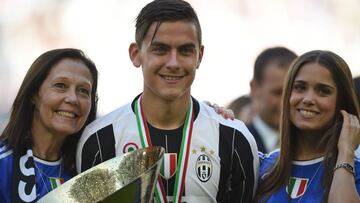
(179, 43, 196, 48)
(149, 41, 169, 47)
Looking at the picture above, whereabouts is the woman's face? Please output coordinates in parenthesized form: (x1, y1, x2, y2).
(289, 62, 337, 134)
(32, 58, 93, 138)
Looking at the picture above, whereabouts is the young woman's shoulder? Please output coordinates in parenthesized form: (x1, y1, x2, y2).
(354, 156, 360, 175)
(0, 140, 14, 178)
(0, 141, 12, 159)
(259, 149, 279, 178)
(0, 141, 13, 202)
(353, 157, 360, 195)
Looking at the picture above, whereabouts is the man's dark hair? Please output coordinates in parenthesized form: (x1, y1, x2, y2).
(253, 47, 297, 83)
(135, 0, 202, 48)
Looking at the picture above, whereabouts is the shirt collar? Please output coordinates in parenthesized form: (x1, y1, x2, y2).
(253, 115, 279, 152)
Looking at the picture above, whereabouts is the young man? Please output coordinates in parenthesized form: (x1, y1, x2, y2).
(76, 0, 258, 202)
(248, 47, 297, 153)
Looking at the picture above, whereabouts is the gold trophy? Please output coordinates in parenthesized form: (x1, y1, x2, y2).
(37, 146, 165, 203)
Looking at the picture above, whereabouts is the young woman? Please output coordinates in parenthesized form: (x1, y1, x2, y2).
(256, 50, 360, 202)
(0, 48, 98, 202)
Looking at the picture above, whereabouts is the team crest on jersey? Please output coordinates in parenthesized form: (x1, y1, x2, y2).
(160, 153, 177, 180)
(122, 142, 139, 153)
(286, 177, 308, 199)
(195, 154, 212, 182)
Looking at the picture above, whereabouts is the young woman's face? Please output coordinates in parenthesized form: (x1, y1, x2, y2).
(32, 58, 93, 138)
(289, 62, 337, 134)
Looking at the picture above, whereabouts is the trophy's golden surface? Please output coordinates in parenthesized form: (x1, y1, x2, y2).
(37, 146, 165, 203)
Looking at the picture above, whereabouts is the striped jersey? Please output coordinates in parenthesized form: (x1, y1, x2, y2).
(76, 96, 259, 202)
(259, 150, 360, 202)
(0, 144, 71, 203)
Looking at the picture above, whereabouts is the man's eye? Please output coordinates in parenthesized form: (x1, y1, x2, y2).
(152, 46, 167, 54)
(180, 47, 195, 55)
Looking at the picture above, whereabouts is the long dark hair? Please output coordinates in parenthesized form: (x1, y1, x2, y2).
(256, 50, 360, 202)
(0, 48, 98, 175)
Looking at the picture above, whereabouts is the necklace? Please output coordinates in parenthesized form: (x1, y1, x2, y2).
(34, 162, 62, 192)
(291, 162, 322, 203)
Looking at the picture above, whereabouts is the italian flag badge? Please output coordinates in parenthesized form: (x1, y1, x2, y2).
(160, 153, 177, 180)
(287, 177, 308, 199)
(49, 177, 64, 189)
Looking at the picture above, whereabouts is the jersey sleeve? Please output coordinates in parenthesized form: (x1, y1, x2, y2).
(217, 121, 259, 202)
(231, 127, 259, 202)
(258, 150, 279, 180)
(76, 124, 116, 173)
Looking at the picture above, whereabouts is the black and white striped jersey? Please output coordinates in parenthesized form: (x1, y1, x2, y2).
(76, 96, 259, 202)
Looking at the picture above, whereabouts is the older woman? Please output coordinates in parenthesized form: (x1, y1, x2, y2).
(0, 48, 98, 202)
(256, 50, 360, 202)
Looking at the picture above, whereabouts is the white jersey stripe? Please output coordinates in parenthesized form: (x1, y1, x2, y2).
(0, 145, 7, 153)
(95, 132, 103, 162)
(0, 149, 12, 159)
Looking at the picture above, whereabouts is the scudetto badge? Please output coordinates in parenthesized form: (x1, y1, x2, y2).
(195, 154, 212, 182)
(122, 142, 139, 153)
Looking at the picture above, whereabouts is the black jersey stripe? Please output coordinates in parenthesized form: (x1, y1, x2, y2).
(217, 124, 255, 203)
(81, 124, 116, 172)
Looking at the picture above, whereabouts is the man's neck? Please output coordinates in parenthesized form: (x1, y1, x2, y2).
(141, 92, 191, 130)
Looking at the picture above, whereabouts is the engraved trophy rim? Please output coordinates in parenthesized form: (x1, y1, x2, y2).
(37, 146, 165, 203)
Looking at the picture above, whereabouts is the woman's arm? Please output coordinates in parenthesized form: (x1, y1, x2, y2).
(328, 110, 360, 203)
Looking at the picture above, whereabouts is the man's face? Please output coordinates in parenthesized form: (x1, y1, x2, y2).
(251, 63, 288, 129)
(129, 21, 204, 102)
